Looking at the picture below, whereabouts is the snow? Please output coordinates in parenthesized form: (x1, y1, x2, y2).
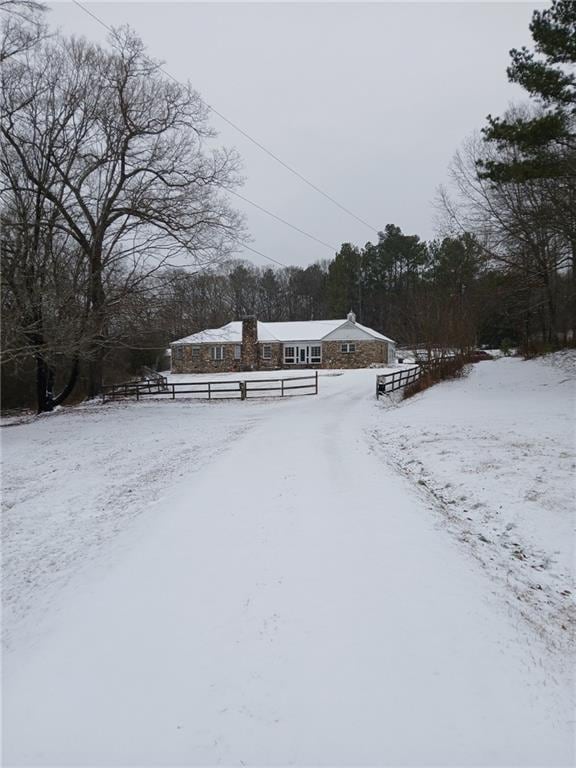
(172, 318, 394, 345)
(537, 347, 576, 376)
(2, 399, 264, 652)
(2, 359, 575, 766)
(372, 356, 576, 654)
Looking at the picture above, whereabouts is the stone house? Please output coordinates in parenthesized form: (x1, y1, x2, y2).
(170, 312, 396, 374)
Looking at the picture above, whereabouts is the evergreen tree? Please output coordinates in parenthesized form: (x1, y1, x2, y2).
(479, 0, 575, 183)
(327, 243, 362, 318)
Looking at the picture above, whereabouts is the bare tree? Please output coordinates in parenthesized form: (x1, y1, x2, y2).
(1, 26, 244, 403)
(437, 131, 571, 346)
(0, 0, 47, 61)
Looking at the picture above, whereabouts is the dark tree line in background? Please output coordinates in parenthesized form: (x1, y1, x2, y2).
(1, 0, 574, 411)
(441, 0, 575, 350)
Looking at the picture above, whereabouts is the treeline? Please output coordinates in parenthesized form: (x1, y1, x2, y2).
(124, 222, 556, 359)
(441, 1, 575, 352)
(154, 227, 514, 353)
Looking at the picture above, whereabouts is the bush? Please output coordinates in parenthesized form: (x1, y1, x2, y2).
(403, 356, 470, 400)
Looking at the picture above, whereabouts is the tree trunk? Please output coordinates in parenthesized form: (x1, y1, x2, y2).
(571, 241, 576, 342)
(35, 353, 52, 413)
(53, 357, 80, 407)
(88, 244, 106, 398)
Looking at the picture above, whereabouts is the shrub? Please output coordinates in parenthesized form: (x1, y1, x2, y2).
(403, 356, 470, 400)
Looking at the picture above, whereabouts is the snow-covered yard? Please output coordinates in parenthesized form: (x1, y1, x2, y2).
(372, 353, 576, 655)
(2, 357, 575, 766)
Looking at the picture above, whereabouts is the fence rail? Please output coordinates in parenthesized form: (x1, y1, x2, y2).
(376, 365, 421, 396)
(376, 355, 468, 398)
(141, 367, 169, 385)
(102, 371, 319, 403)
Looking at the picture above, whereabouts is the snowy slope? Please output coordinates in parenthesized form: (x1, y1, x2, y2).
(372, 355, 576, 654)
(2, 362, 574, 765)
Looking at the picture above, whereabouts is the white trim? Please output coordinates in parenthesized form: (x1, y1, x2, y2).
(283, 343, 322, 365)
(210, 345, 225, 361)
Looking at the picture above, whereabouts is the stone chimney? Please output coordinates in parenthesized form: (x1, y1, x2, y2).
(241, 315, 258, 370)
(347, 309, 356, 323)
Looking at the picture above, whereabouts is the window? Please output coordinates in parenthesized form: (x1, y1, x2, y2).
(234, 345, 241, 360)
(262, 344, 272, 360)
(310, 345, 322, 364)
(284, 346, 295, 364)
(211, 346, 225, 361)
(172, 346, 183, 362)
(191, 346, 201, 360)
(341, 342, 356, 353)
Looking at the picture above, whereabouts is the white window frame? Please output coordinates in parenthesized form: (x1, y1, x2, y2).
(310, 345, 322, 364)
(191, 346, 201, 360)
(341, 342, 356, 353)
(234, 345, 241, 360)
(262, 344, 272, 360)
(211, 346, 225, 361)
(284, 345, 295, 364)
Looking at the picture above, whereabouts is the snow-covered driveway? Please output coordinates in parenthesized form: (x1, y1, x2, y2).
(3, 363, 574, 766)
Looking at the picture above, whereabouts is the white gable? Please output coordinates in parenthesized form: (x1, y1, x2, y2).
(323, 320, 380, 342)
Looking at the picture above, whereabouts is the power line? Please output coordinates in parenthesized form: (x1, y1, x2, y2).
(225, 187, 337, 252)
(238, 241, 290, 270)
(61, 0, 332, 271)
(70, 0, 339, 258)
(70, 0, 380, 236)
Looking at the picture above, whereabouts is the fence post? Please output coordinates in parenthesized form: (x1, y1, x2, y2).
(208, 382, 211, 400)
(281, 378, 284, 397)
(240, 381, 246, 401)
(136, 384, 140, 402)
(172, 383, 175, 400)
(315, 370, 318, 395)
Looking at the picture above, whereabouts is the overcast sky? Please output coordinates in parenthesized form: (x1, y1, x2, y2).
(47, 1, 542, 269)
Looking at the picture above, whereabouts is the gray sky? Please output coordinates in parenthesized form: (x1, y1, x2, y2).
(48, 1, 541, 269)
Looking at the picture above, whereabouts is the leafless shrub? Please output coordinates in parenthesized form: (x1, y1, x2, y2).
(403, 357, 470, 400)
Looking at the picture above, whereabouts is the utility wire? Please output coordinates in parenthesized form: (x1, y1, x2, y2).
(71, 0, 380, 236)
(238, 241, 290, 269)
(225, 187, 338, 252)
(12, 62, 292, 271)
(71, 0, 338, 260)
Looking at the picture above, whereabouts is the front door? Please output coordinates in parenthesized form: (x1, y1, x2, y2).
(298, 346, 308, 364)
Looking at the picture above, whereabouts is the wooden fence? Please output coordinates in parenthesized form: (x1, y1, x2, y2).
(376, 356, 467, 398)
(376, 366, 421, 397)
(102, 371, 318, 403)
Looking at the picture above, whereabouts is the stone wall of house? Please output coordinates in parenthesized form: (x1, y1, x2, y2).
(172, 338, 391, 373)
(257, 343, 283, 369)
(171, 343, 242, 374)
(171, 342, 284, 374)
(322, 340, 388, 368)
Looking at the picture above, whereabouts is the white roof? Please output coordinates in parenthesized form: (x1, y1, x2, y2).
(172, 320, 394, 345)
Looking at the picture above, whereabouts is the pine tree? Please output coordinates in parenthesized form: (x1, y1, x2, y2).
(479, 0, 575, 182)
